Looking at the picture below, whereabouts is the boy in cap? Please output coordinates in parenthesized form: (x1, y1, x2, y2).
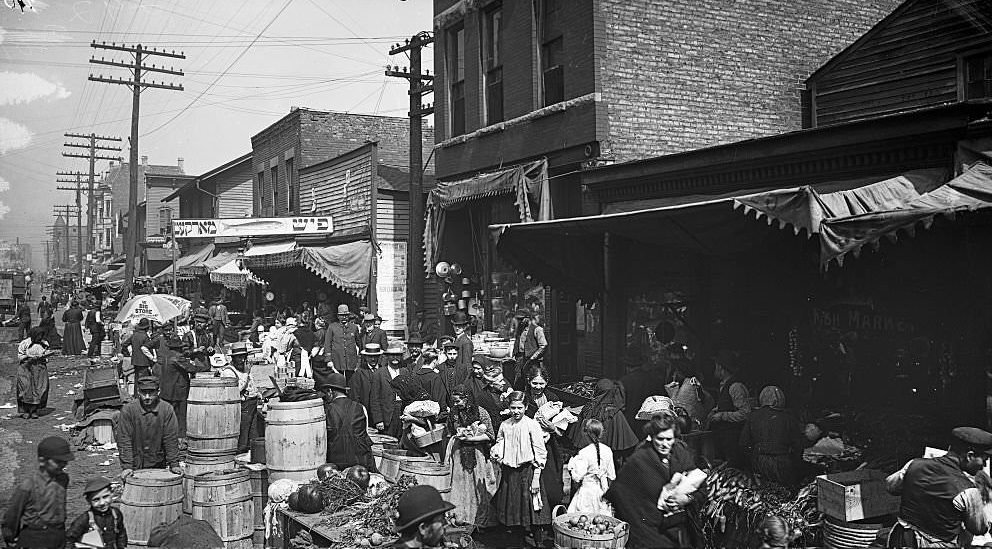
(116, 376, 182, 479)
(389, 485, 455, 548)
(64, 477, 127, 548)
(2, 436, 74, 548)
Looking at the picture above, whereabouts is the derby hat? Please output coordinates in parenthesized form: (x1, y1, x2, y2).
(317, 372, 349, 393)
(405, 334, 424, 346)
(336, 304, 351, 316)
(360, 343, 384, 356)
(450, 311, 470, 325)
(394, 485, 455, 532)
(135, 317, 151, 330)
(38, 436, 75, 462)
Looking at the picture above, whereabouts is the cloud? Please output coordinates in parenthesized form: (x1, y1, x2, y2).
(0, 176, 9, 193)
(0, 71, 71, 106)
(0, 118, 33, 154)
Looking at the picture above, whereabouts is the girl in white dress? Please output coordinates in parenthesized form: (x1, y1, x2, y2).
(566, 419, 616, 515)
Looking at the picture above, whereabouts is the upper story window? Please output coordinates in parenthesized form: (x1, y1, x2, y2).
(287, 157, 297, 214)
(539, 0, 564, 106)
(257, 170, 267, 216)
(271, 165, 280, 214)
(963, 51, 992, 100)
(448, 23, 466, 137)
(158, 206, 172, 236)
(483, 5, 504, 124)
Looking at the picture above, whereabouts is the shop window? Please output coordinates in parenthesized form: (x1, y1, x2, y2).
(538, 0, 564, 106)
(963, 51, 992, 99)
(483, 5, 504, 124)
(447, 24, 466, 136)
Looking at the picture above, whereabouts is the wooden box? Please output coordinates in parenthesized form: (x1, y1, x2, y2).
(83, 368, 120, 402)
(817, 469, 900, 522)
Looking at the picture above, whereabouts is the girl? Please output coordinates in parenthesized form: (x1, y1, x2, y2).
(445, 384, 499, 528)
(755, 515, 800, 548)
(566, 419, 615, 515)
(524, 365, 565, 509)
(492, 391, 551, 548)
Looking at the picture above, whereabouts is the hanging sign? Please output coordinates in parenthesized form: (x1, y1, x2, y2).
(173, 216, 334, 239)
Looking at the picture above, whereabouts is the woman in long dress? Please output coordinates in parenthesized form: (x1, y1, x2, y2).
(445, 384, 499, 528)
(62, 300, 86, 355)
(17, 328, 53, 419)
(523, 365, 565, 509)
(569, 378, 639, 463)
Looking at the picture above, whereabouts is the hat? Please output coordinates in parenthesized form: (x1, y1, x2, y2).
(384, 346, 405, 356)
(450, 311, 470, 325)
(136, 376, 160, 391)
(442, 339, 458, 350)
(952, 427, 992, 455)
(285, 317, 298, 328)
(362, 313, 375, 322)
(230, 342, 249, 356)
(636, 395, 675, 421)
(361, 343, 384, 356)
(471, 354, 491, 368)
(38, 436, 75, 462)
(210, 354, 229, 368)
(374, 314, 384, 322)
(406, 334, 424, 346)
(317, 372, 349, 393)
(394, 485, 455, 532)
(83, 476, 112, 497)
(336, 304, 351, 316)
(136, 318, 151, 330)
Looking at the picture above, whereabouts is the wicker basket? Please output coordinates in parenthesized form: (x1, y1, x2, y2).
(551, 505, 629, 549)
(412, 425, 445, 448)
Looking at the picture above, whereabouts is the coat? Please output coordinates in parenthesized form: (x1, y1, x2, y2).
(324, 321, 359, 372)
(359, 327, 388, 350)
(413, 367, 448, 411)
(348, 366, 376, 411)
(324, 395, 375, 470)
(158, 345, 210, 402)
(452, 332, 474, 386)
(370, 367, 409, 426)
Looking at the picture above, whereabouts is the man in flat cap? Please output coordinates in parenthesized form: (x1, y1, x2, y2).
(116, 376, 182, 479)
(885, 426, 992, 547)
(2, 436, 74, 548)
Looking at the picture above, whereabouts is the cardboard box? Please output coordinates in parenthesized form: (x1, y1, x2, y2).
(817, 469, 900, 522)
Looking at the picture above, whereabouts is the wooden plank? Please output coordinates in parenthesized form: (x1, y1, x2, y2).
(298, 150, 375, 235)
(816, 64, 953, 98)
(817, 96, 951, 126)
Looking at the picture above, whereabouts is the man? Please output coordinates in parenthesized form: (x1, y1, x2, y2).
(403, 335, 425, 370)
(324, 304, 359, 383)
(320, 372, 376, 471)
(220, 342, 261, 454)
(15, 301, 31, 340)
(84, 299, 105, 358)
(183, 312, 214, 362)
(116, 376, 182, 478)
(158, 330, 210, 443)
(349, 343, 382, 412)
(514, 309, 548, 386)
(36, 296, 52, 320)
(359, 313, 388, 350)
(450, 312, 473, 386)
(885, 427, 992, 547)
(371, 346, 409, 439)
(388, 485, 455, 548)
(208, 298, 230, 345)
(708, 350, 750, 467)
(2, 436, 74, 549)
(408, 308, 438, 347)
(126, 318, 158, 385)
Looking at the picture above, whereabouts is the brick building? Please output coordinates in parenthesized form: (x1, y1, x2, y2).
(104, 156, 185, 255)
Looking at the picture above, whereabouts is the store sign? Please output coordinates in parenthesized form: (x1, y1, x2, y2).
(376, 240, 407, 332)
(145, 235, 167, 246)
(173, 216, 334, 239)
(0, 278, 11, 300)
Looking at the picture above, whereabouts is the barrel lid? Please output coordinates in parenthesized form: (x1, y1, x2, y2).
(128, 469, 182, 482)
(268, 398, 324, 408)
(191, 376, 238, 387)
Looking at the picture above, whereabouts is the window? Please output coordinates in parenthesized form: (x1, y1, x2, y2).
(158, 206, 172, 236)
(271, 165, 280, 215)
(257, 171, 266, 215)
(483, 6, 504, 124)
(964, 51, 992, 99)
(539, 0, 564, 106)
(448, 24, 466, 136)
(287, 157, 297, 214)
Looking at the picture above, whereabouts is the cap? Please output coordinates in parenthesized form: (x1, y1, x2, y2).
(394, 485, 455, 532)
(83, 476, 112, 497)
(136, 318, 151, 330)
(337, 304, 351, 315)
(952, 427, 992, 455)
(317, 372, 349, 393)
(38, 436, 75, 462)
(360, 343, 383, 356)
(450, 311, 470, 325)
(136, 376, 160, 391)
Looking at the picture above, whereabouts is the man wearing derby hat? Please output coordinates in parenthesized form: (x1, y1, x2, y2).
(359, 312, 388, 351)
(323, 304, 360, 383)
(117, 376, 181, 479)
(885, 426, 992, 547)
(158, 329, 210, 444)
(2, 436, 74, 549)
(126, 317, 159, 388)
(389, 485, 456, 548)
(320, 372, 376, 471)
(449, 311, 474, 386)
(348, 343, 383, 413)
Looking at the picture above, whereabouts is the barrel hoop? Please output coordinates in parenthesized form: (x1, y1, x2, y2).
(122, 479, 183, 488)
(265, 417, 326, 425)
(187, 399, 242, 405)
(187, 432, 241, 440)
(192, 494, 253, 507)
(267, 464, 321, 473)
(121, 497, 185, 507)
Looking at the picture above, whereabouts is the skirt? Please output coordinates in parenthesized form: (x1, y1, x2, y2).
(17, 361, 49, 409)
(446, 438, 499, 528)
(495, 463, 551, 528)
(62, 322, 85, 355)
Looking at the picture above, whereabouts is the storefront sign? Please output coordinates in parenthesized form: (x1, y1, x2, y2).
(0, 278, 11, 300)
(376, 240, 407, 332)
(173, 216, 334, 239)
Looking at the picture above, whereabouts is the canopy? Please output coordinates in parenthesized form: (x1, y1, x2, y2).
(190, 250, 238, 276)
(151, 244, 215, 282)
(209, 258, 266, 292)
(241, 239, 372, 298)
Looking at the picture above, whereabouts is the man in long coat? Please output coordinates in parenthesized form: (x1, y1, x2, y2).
(321, 373, 376, 471)
(450, 312, 473, 386)
(370, 352, 409, 439)
(349, 343, 382, 412)
(157, 332, 210, 442)
(324, 304, 359, 382)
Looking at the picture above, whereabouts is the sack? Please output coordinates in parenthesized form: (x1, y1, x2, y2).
(279, 386, 319, 402)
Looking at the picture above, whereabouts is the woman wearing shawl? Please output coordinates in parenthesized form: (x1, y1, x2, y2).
(391, 374, 443, 458)
(739, 385, 806, 486)
(17, 327, 53, 418)
(568, 379, 639, 460)
(445, 384, 499, 528)
(62, 299, 86, 355)
(523, 365, 565, 509)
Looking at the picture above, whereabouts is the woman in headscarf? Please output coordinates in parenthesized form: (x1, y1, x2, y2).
(523, 365, 566, 510)
(17, 327, 53, 418)
(569, 379, 639, 461)
(391, 373, 443, 458)
(739, 385, 806, 487)
(62, 299, 86, 355)
(445, 384, 499, 528)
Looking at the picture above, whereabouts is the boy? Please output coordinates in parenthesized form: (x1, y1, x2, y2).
(64, 477, 127, 549)
(2, 436, 74, 549)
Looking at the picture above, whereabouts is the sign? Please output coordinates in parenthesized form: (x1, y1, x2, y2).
(376, 240, 407, 332)
(0, 278, 11, 300)
(173, 216, 334, 239)
(145, 235, 167, 246)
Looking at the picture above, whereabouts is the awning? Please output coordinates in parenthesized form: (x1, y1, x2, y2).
(240, 240, 298, 270)
(187, 250, 238, 276)
(241, 240, 372, 298)
(209, 258, 266, 292)
(151, 244, 215, 282)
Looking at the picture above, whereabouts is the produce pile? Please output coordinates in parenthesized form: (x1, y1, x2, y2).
(557, 513, 625, 537)
(555, 381, 595, 400)
(700, 464, 820, 549)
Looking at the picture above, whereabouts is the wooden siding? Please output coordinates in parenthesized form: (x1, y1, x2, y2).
(218, 178, 254, 218)
(375, 192, 410, 241)
(810, 0, 992, 127)
(298, 144, 375, 235)
(145, 186, 177, 237)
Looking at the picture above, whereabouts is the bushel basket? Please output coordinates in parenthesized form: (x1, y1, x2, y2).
(552, 505, 629, 549)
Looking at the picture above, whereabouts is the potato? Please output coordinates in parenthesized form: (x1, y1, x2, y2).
(370, 532, 384, 546)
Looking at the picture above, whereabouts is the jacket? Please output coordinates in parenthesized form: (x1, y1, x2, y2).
(158, 345, 210, 402)
(324, 321, 359, 372)
(116, 399, 180, 470)
(452, 333, 474, 386)
(360, 327, 388, 350)
(324, 395, 375, 469)
(370, 367, 409, 426)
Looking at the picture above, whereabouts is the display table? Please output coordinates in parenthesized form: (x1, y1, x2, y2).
(277, 507, 336, 548)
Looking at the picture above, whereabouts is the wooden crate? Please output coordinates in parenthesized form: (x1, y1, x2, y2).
(817, 469, 900, 522)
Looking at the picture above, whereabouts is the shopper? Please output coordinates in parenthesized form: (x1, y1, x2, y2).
(349, 343, 382, 412)
(208, 297, 229, 345)
(444, 384, 498, 528)
(569, 378, 639, 461)
(566, 419, 615, 515)
(127, 318, 158, 383)
(64, 477, 127, 549)
(389, 485, 456, 549)
(450, 312, 474, 386)
(116, 376, 182, 478)
(523, 365, 565, 509)
(84, 299, 105, 358)
(158, 332, 209, 441)
(16, 301, 31, 340)
(739, 385, 806, 486)
(16, 327, 53, 419)
(1, 436, 74, 549)
(320, 373, 376, 471)
(61, 300, 86, 356)
(370, 346, 409, 439)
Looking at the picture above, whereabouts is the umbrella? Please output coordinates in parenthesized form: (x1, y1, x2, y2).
(115, 294, 191, 324)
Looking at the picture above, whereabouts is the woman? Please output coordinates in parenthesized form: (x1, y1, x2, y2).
(445, 384, 499, 528)
(523, 365, 565, 509)
(391, 374, 443, 458)
(38, 309, 62, 349)
(569, 378, 639, 461)
(739, 385, 806, 487)
(605, 414, 707, 548)
(62, 300, 85, 355)
(17, 327, 53, 419)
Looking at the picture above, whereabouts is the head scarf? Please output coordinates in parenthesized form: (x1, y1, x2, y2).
(582, 378, 626, 424)
(390, 374, 430, 407)
(759, 385, 786, 408)
(446, 384, 483, 471)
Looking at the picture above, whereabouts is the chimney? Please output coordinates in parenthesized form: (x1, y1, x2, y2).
(177, 157, 185, 173)
(141, 155, 148, 167)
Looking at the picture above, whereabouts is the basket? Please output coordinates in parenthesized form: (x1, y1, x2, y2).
(412, 425, 445, 448)
(551, 505, 629, 549)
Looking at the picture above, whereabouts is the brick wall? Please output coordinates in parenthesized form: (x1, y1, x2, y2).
(599, 0, 902, 162)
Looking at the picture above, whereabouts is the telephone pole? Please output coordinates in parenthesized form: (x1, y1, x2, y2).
(89, 41, 184, 298)
(386, 31, 434, 328)
(55, 175, 86, 279)
(62, 133, 122, 269)
(53, 205, 80, 267)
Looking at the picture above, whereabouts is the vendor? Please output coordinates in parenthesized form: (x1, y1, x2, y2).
(389, 485, 456, 549)
(320, 372, 376, 471)
(708, 350, 750, 468)
(885, 426, 992, 547)
(739, 386, 806, 487)
(219, 342, 261, 454)
(116, 376, 182, 478)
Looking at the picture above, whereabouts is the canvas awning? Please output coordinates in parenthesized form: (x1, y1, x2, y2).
(241, 239, 373, 298)
(151, 244, 215, 282)
(240, 240, 298, 269)
(187, 250, 238, 276)
(209, 258, 266, 292)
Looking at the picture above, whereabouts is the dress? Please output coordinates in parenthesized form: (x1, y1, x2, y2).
(492, 414, 552, 528)
(16, 338, 50, 413)
(566, 443, 616, 515)
(445, 407, 499, 527)
(739, 405, 805, 486)
(62, 307, 85, 355)
(526, 389, 565, 508)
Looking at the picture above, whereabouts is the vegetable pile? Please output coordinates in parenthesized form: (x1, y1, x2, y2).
(558, 514, 624, 537)
(556, 381, 596, 400)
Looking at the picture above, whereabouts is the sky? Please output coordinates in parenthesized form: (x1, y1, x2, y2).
(0, 0, 434, 270)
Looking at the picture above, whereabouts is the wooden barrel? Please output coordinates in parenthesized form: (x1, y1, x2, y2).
(120, 470, 184, 547)
(380, 449, 432, 483)
(264, 398, 326, 483)
(183, 448, 237, 515)
(192, 469, 254, 549)
(823, 516, 882, 549)
(371, 441, 401, 471)
(399, 460, 452, 493)
(551, 506, 629, 549)
(248, 467, 268, 549)
(187, 377, 241, 453)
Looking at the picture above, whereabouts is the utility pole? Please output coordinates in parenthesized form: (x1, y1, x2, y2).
(386, 31, 434, 330)
(55, 174, 86, 279)
(89, 41, 184, 298)
(53, 205, 80, 267)
(62, 133, 122, 271)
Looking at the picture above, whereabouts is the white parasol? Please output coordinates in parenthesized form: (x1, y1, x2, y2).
(115, 294, 191, 324)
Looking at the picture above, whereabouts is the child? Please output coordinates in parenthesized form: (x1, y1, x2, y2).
(2, 436, 74, 548)
(566, 419, 616, 515)
(64, 477, 128, 549)
(755, 515, 800, 549)
(491, 391, 551, 548)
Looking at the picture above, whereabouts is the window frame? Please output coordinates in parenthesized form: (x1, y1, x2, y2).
(958, 48, 992, 101)
(482, 4, 504, 125)
(271, 164, 280, 215)
(447, 22, 467, 137)
(537, 0, 564, 107)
